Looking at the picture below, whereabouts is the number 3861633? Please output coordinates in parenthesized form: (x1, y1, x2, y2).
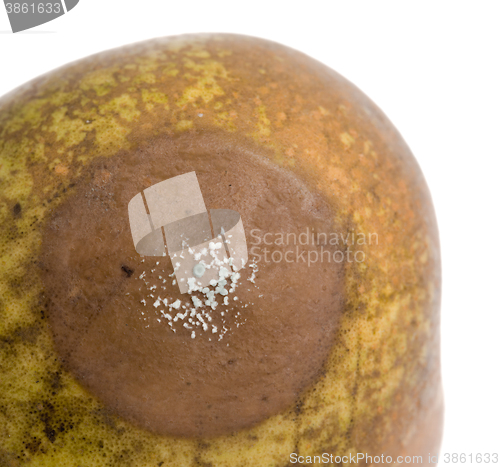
(5, 3, 61, 14)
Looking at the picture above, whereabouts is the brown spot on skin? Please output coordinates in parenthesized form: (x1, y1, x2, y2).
(0, 324, 40, 348)
(41, 133, 344, 438)
(12, 202, 22, 217)
(24, 436, 42, 454)
(121, 265, 134, 277)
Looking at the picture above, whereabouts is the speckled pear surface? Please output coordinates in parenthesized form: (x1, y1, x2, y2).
(0, 34, 442, 466)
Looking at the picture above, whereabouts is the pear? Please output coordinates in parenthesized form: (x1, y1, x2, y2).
(0, 34, 442, 466)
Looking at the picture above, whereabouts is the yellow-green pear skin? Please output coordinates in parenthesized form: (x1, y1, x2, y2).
(0, 34, 442, 466)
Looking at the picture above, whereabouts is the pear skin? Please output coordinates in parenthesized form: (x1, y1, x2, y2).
(0, 34, 442, 466)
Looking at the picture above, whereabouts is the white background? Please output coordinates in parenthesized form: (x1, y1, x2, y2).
(1, 1, 499, 464)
